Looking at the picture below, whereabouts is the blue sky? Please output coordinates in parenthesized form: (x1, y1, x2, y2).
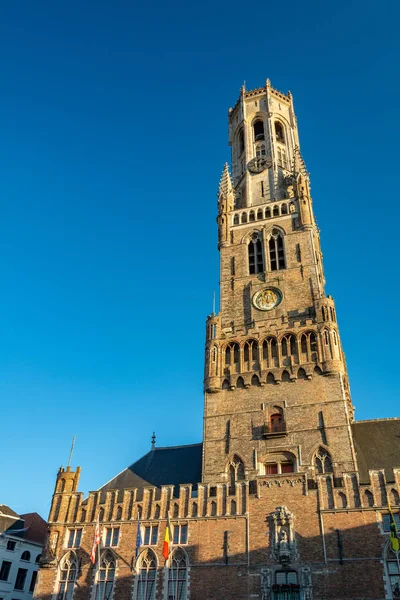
(0, 0, 398, 518)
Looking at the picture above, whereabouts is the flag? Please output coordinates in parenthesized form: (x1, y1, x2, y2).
(90, 517, 101, 564)
(135, 514, 142, 558)
(163, 513, 172, 560)
(388, 504, 400, 552)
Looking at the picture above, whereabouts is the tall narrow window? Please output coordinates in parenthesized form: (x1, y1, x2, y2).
(136, 549, 157, 600)
(57, 552, 78, 600)
(386, 543, 400, 598)
(248, 234, 264, 274)
(253, 120, 265, 141)
(96, 551, 116, 600)
(275, 122, 285, 144)
(239, 130, 245, 155)
(269, 231, 286, 271)
(167, 549, 188, 600)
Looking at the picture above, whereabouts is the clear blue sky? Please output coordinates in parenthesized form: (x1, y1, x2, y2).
(0, 0, 398, 518)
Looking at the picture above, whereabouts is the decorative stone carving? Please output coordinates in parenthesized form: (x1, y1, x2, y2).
(261, 567, 272, 600)
(268, 506, 299, 565)
(301, 567, 313, 599)
(261, 477, 303, 488)
(39, 529, 58, 568)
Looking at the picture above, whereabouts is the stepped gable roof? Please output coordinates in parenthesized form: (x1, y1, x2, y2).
(99, 443, 203, 498)
(352, 418, 400, 484)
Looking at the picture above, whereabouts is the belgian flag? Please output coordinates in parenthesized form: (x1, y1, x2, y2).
(388, 504, 400, 552)
(163, 512, 172, 560)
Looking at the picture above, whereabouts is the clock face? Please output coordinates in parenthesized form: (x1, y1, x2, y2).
(247, 156, 272, 174)
(253, 287, 282, 311)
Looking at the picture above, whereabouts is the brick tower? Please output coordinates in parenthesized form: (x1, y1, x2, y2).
(33, 80, 400, 600)
(203, 79, 356, 485)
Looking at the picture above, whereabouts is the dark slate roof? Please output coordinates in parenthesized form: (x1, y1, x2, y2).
(352, 419, 400, 484)
(0, 506, 47, 545)
(20, 513, 47, 545)
(0, 504, 21, 535)
(99, 443, 203, 499)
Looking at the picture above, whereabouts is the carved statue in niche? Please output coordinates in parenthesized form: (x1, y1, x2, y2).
(268, 506, 299, 565)
(39, 529, 58, 568)
(301, 567, 313, 599)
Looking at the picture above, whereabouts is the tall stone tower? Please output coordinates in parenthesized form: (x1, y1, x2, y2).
(203, 79, 356, 486)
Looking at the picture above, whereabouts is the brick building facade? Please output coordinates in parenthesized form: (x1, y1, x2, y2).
(34, 79, 400, 600)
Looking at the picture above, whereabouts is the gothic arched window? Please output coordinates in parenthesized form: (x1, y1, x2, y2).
(386, 543, 400, 598)
(96, 551, 116, 600)
(275, 122, 285, 144)
(248, 233, 264, 275)
(253, 120, 265, 141)
(136, 549, 157, 600)
(262, 337, 279, 368)
(300, 331, 318, 362)
(57, 552, 78, 600)
(233, 214, 239, 225)
(228, 455, 245, 495)
(167, 549, 188, 600)
(224, 342, 239, 373)
(314, 448, 333, 474)
(268, 230, 286, 271)
(243, 339, 258, 368)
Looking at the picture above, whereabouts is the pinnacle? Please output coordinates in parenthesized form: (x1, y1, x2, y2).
(218, 163, 233, 198)
(292, 145, 308, 175)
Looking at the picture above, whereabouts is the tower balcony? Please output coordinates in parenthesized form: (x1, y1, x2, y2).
(262, 421, 287, 438)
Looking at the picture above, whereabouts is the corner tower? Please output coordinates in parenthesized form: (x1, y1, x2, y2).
(203, 80, 356, 485)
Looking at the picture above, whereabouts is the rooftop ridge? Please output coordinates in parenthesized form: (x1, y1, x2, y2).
(154, 442, 202, 450)
(353, 417, 400, 424)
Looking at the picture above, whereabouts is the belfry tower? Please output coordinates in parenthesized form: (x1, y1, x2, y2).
(203, 80, 356, 485)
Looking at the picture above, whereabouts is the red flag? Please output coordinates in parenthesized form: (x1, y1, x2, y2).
(90, 518, 101, 564)
(163, 513, 172, 560)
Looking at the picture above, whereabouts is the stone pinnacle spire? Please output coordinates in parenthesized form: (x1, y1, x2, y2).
(218, 162, 233, 199)
(292, 145, 308, 175)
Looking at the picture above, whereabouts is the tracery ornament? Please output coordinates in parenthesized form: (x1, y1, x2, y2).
(167, 548, 188, 600)
(314, 448, 333, 474)
(137, 548, 157, 600)
(57, 551, 78, 600)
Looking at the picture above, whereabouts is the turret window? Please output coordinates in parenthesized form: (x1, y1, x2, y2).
(277, 147, 287, 168)
(269, 230, 286, 271)
(275, 121, 285, 144)
(256, 144, 266, 157)
(253, 120, 265, 141)
(225, 343, 240, 373)
(248, 234, 264, 274)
